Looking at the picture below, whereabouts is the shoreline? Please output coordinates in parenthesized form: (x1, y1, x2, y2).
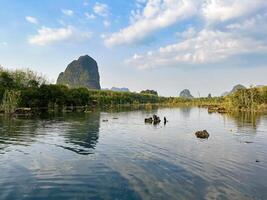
(1, 103, 267, 117)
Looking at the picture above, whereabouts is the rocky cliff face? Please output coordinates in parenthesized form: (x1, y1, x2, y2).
(179, 89, 194, 98)
(57, 55, 101, 89)
(230, 84, 246, 93)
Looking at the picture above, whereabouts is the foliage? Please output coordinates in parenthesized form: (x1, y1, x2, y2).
(140, 89, 158, 96)
(0, 66, 267, 113)
(1, 90, 21, 113)
(225, 86, 266, 110)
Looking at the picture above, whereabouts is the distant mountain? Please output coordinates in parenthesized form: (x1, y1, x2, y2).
(180, 89, 194, 98)
(102, 87, 130, 92)
(57, 55, 101, 90)
(222, 84, 246, 96)
(111, 87, 129, 92)
(230, 84, 246, 93)
(221, 92, 230, 97)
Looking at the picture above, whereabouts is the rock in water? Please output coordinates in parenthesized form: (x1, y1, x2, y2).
(195, 130, 210, 139)
(153, 115, 161, 125)
(164, 117, 167, 125)
(57, 55, 101, 89)
(179, 89, 194, 98)
(145, 117, 153, 124)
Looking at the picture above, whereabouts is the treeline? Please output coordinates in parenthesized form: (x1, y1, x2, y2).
(0, 68, 166, 113)
(1, 67, 267, 114)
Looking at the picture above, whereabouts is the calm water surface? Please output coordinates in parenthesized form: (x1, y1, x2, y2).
(0, 107, 267, 200)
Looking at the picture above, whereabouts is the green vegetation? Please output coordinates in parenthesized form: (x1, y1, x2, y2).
(224, 86, 267, 111)
(0, 67, 267, 114)
(1, 90, 21, 113)
(140, 89, 158, 96)
(0, 67, 166, 113)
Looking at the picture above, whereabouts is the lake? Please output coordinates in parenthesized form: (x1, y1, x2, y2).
(0, 107, 267, 200)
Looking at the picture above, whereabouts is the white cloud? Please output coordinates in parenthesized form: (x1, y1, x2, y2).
(202, 0, 267, 22)
(176, 27, 197, 39)
(85, 12, 96, 20)
(28, 26, 92, 46)
(104, 0, 267, 47)
(25, 16, 38, 24)
(226, 12, 267, 34)
(126, 29, 267, 69)
(104, 0, 197, 47)
(103, 20, 111, 27)
(112, 0, 267, 69)
(61, 9, 74, 16)
(93, 2, 109, 17)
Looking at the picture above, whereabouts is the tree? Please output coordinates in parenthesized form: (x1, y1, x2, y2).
(0, 72, 15, 88)
(140, 90, 158, 96)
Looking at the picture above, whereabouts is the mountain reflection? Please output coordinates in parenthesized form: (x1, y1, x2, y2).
(179, 106, 192, 118)
(0, 113, 101, 155)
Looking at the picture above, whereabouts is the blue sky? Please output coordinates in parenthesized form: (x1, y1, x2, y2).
(0, 0, 267, 97)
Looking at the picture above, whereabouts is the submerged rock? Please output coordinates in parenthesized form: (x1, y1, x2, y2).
(195, 130, 210, 139)
(217, 107, 227, 114)
(145, 117, 153, 124)
(153, 115, 161, 125)
(164, 117, 167, 125)
(144, 115, 161, 125)
(208, 105, 218, 113)
(208, 106, 227, 114)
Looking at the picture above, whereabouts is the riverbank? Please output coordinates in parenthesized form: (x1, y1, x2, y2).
(1, 67, 267, 114)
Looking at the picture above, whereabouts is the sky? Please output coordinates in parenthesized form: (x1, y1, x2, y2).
(0, 0, 267, 97)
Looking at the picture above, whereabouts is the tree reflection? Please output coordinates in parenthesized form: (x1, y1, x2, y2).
(0, 113, 101, 155)
(0, 116, 39, 153)
(222, 111, 264, 136)
(56, 112, 100, 155)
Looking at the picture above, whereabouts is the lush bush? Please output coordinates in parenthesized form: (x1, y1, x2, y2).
(225, 86, 267, 110)
(140, 89, 158, 96)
